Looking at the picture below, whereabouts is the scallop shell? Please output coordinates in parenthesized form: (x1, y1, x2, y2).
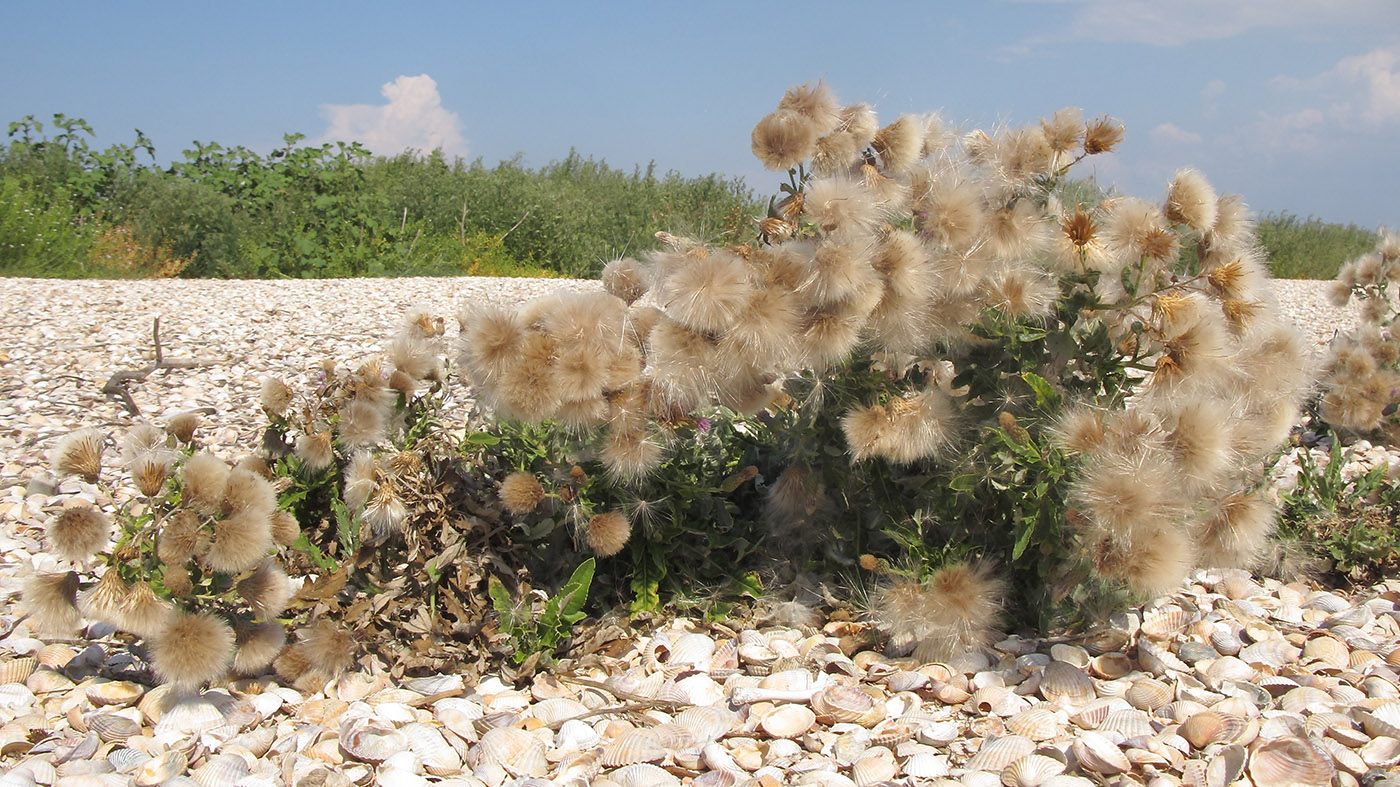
(226, 725, 275, 758)
(1000, 753, 1066, 787)
(1006, 707, 1061, 741)
(1249, 736, 1335, 786)
(759, 703, 816, 739)
(1360, 735, 1400, 768)
(965, 734, 1036, 772)
(476, 726, 548, 777)
(850, 745, 896, 787)
(1124, 679, 1172, 711)
(154, 695, 226, 737)
(1363, 676, 1400, 699)
(84, 679, 145, 708)
(1039, 662, 1094, 707)
(0, 658, 37, 685)
(1303, 635, 1351, 670)
(87, 713, 140, 743)
(402, 673, 463, 696)
(1178, 711, 1248, 749)
(929, 680, 972, 705)
(1140, 607, 1192, 639)
(903, 751, 951, 779)
(134, 749, 188, 787)
(1072, 730, 1130, 775)
(35, 644, 77, 669)
(1239, 638, 1301, 669)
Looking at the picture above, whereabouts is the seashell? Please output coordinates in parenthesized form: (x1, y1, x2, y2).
(1363, 675, 1400, 699)
(0, 657, 37, 685)
(738, 642, 778, 673)
(84, 679, 145, 708)
(1303, 591, 1350, 612)
(965, 734, 1036, 772)
(1175, 640, 1221, 665)
(400, 721, 461, 776)
(1280, 685, 1335, 715)
(947, 650, 994, 675)
(1360, 735, 1400, 768)
(1006, 707, 1061, 741)
(105, 746, 150, 774)
(811, 685, 879, 727)
(1239, 638, 1301, 669)
(1138, 639, 1188, 676)
(1178, 711, 1248, 749)
(1089, 652, 1132, 680)
(25, 668, 74, 695)
(608, 762, 682, 787)
(36, 643, 77, 669)
(1000, 753, 1066, 787)
(340, 719, 408, 764)
(1072, 730, 1130, 775)
(1319, 737, 1368, 776)
(191, 752, 250, 786)
(1124, 679, 1172, 711)
(86, 713, 140, 743)
(155, 695, 226, 737)
(1212, 695, 1261, 720)
(226, 725, 275, 758)
(1049, 644, 1090, 668)
(883, 670, 929, 692)
(1303, 635, 1351, 670)
(1097, 708, 1154, 740)
(433, 697, 483, 741)
(929, 680, 971, 705)
(476, 726, 548, 776)
(1140, 607, 1192, 639)
(903, 751, 950, 779)
(1206, 742, 1248, 786)
(916, 719, 960, 746)
(674, 705, 736, 744)
(850, 745, 896, 786)
(1079, 628, 1129, 656)
(1217, 574, 1260, 600)
(1209, 625, 1244, 656)
(1204, 656, 1257, 685)
(600, 729, 667, 768)
(1249, 736, 1335, 786)
(1331, 683, 1367, 705)
(529, 697, 589, 725)
(134, 749, 187, 787)
(760, 704, 816, 739)
(402, 673, 463, 696)
(1039, 661, 1094, 708)
(1070, 697, 1130, 729)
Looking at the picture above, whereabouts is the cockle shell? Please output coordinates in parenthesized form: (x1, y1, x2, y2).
(0, 658, 37, 685)
(1178, 711, 1248, 749)
(529, 697, 589, 725)
(341, 719, 408, 764)
(1248, 736, 1335, 786)
(915, 719, 960, 746)
(474, 726, 548, 777)
(84, 679, 145, 708)
(607, 762, 682, 787)
(1096, 708, 1154, 740)
(964, 734, 1035, 772)
(1006, 707, 1061, 741)
(1138, 639, 1189, 676)
(1209, 625, 1244, 657)
(1238, 638, 1301, 669)
(602, 729, 667, 766)
(1359, 701, 1400, 739)
(1280, 686, 1335, 715)
(1140, 607, 1192, 639)
(1000, 753, 1066, 787)
(1360, 735, 1400, 768)
(1089, 653, 1133, 680)
(850, 745, 896, 787)
(133, 749, 187, 787)
(1072, 730, 1130, 775)
(1124, 679, 1172, 711)
(86, 713, 140, 743)
(903, 751, 951, 778)
(759, 704, 816, 739)
(1071, 697, 1131, 729)
(1318, 736, 1368, 776)
(1079, 629, 1129, 656)
(1049, 644, 1090, 668)
(1040, 662, 1094, 707)
(811, 685, 879, 726)
(401, 721, 461, 776)
(1303, 635, 1351, 670)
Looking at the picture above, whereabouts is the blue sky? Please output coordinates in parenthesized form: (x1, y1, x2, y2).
(3, 1, 1397, 227)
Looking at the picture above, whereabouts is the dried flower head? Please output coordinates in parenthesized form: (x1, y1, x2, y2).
(499, 472, 546, 516)
(51, 427, 105, 482)
(338, 397, 388, 448)
(361, 485, 408, 544)
(47, 504, 110, 563)
(804, 175, 886, 238)
(237, 559, 292, 620)
(587, 510, 632, 557)
(1083, 115, 1125, 155)
(163, 564, 192, 597)
(260, 378, 293, 417)
(165, 410, 201, 443)
(203, 508, 273, 575)
(387, 333, 441, 383)
(270, 510, 301, 547)
(23, 571, 81, 636)
(233, 621, 286, 675)
(602, 257, 651, 304)
(1196, 492, 1276, 568)
(601, 425, 666, 482)
(751, 109, 821, 171)
(152, 610, 234, 692)
(79, 570, 127, 626)
(872, 115, 925, 175)
(181, 452, 231, 515)
(659, 251, 752, 335)
(276, 619, 356, 692)
(913, 172, 985, 252)
(159, 509, 206, 565)
(777, 80, 840, 127)
(1164, 167, 1219, 234)
(222, 466, 277, 517)
(874, 561, 1005, 662)
(118, 581, 173, 639)
(1040, 107, 1084, 155)
(1121, 525, 1194, 597)
(294, 429, 335, 473)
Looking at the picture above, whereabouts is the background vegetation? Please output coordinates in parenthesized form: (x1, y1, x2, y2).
(0, 114, 756, 279)
(0, 113, 1379, 281)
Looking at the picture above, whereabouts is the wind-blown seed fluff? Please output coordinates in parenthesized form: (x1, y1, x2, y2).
(152, 610, 234, 692)
(812, 103, 879, 175)
(459, 305, 524, 386)
(751, 109, 821, 171)
(496, 331, 563, 422)
(804, 239, 881, 307)
(165, 411, 201, 443)
(237, 559, 293, 620)
(118, 581, 173, 639)
(718, 285, 801, 371)
(777, 81, 840, 127)
(51, 428, 105, 482)
(1083, 115, 1125, 154)
(158, 509, 206, 565)
(601, 425, 665, 482)
(270, 510, 301, 547)
(872, 115, 924, 175)
(875, 561, 1006, 662)
(233, 621, 286, 675)
(1164, 167, 1219, 235)
(338, 397, 388, 448)
(387, 333, 441, 382)
(222, 466, 277, 516)
(361, 485, 408, 543)
(24, 572, 81, 636)
(499, 472, 546, 516)
(647, 318, 720, 411)
(275, 619, 356, 692)
(294, 430, 335, 472)
(181, 452, 231, 515)
(260, 378, 293, 417)
(587, 510, 632, 557)
(1121, 525, 1194, 596)
(602, 257, 651, 304)
(1196, 492, 1277, 568)
(47, 504, 110, 563)
(659, 252, 752, 334)
(79, 570, 127, 627)
(203, 508, 273, 575)
(804, 176, 886, 237)
(1040, 107, 1084, 155)
(913, 172, 985, 252)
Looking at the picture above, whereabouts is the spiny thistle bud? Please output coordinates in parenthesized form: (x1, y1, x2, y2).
(1164, 167, 1219, 235)
(47, 504, 110, 563)
(858, 553, 881, 572)
(79, 570, 128, 625)
(1040, 106, 1084, 155)
(152, 610, 234, 692)
(587, 510, 632, 557)
(259, 378, 293, 417)
(51, 428, 105, 483)
(118, 581, 173, 639)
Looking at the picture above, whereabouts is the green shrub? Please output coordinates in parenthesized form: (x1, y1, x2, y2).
(0, 176, 95, 275)
(1259, 211, 1377, 280)
(118, 173, 242, 277)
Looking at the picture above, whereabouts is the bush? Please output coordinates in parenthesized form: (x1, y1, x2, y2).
(0, 176, 95, 275)
(116, 173, 242, 277)
(1258, 211, 1377, 280)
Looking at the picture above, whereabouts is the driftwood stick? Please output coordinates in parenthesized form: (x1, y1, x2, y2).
(101, 316, 221, 416)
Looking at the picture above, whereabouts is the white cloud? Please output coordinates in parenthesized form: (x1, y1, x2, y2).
(1326, 47, 1400, 125)
(1149, 122, 1203, 145)
(1011, 0, 1394, 47)
(319, 74, 467, 157)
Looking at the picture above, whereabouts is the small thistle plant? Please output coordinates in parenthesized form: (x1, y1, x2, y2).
(1319, 228, 1400, 439)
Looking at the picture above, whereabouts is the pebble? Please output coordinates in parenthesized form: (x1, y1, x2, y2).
(1, 276, 1399, 784)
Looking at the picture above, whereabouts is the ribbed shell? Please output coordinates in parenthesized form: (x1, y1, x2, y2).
(1248, 736, 1335, 786)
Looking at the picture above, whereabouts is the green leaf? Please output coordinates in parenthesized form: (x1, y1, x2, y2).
(1011, 519, 1036, 561)
(1021, 372, 1061, 411)
(949, 474, 978, 492)
(556, 558, 595, 625)
(487, 576, 513, 618)
(463, 431, 501, 446)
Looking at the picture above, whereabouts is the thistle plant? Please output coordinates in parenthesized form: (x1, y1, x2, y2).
(1318, 228, 1400, 439)
(26, 416, 339, 693)
(459, 82, 1311, 652)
